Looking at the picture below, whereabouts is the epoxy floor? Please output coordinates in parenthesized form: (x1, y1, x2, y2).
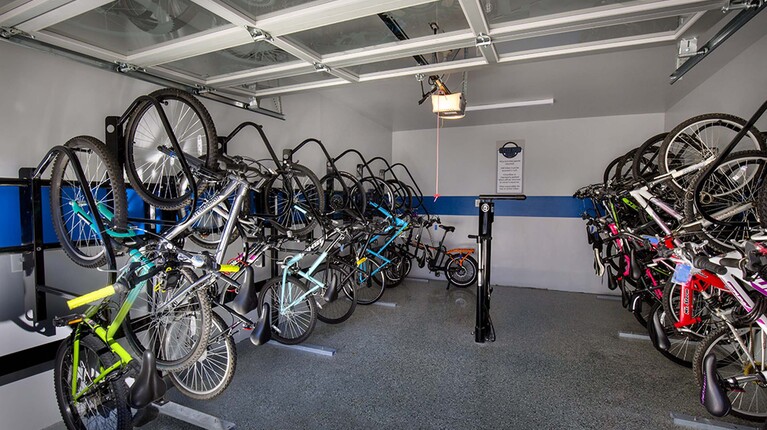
(47, 280, 762, 429)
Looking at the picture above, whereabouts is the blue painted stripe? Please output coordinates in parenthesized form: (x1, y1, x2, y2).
(415, 196, 591, 218)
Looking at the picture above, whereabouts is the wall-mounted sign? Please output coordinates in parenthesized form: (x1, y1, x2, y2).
(496, 141, 524, 194)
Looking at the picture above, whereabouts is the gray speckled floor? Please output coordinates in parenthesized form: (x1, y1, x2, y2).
(44, 281, 761, 430)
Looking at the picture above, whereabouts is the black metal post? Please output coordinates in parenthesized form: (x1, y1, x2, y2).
(475, 199, 494, 343)
(472, 194, 526, 343)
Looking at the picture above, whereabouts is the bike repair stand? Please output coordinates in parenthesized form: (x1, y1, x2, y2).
(471, 194, 526, 343)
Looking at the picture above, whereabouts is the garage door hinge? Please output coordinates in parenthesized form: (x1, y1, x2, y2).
(475, 33, 492, 47)
(0, 26, 32, 39)
(115, 63, 144, 73)
(247, 27, 272, 42)
(722, 0, 763, 12)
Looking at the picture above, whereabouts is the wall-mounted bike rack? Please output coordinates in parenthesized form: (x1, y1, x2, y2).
(471, 194, 526, 343)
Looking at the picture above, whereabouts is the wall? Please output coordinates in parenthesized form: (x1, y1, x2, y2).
(665, 31, 767, 131)
(393, 113, 665, 293)
(0, 40, 391, 430)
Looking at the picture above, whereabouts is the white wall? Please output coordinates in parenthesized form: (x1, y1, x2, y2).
(393, 113, 666, 292)
(0, 40, 390, 430)
(665, 32, 767, 131)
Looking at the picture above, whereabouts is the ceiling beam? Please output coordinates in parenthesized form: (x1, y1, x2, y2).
(32, 30, 127, 64)
(458, 0, 498, 64)
(15, 0, 112, 33)
(489, 0, 721, 42)
(497, 32, 677, 64)
(0, 0, 70, 27)
(254, 0, 438, 37)
(358, 58, 487, 82)
(323, 30, 476, 68)
(205, 61, 315, 86)
(127, 26, 253, 67)
(252, 78, 349, 97)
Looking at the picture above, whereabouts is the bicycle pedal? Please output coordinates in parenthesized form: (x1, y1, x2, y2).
(53, 314, 83, 327)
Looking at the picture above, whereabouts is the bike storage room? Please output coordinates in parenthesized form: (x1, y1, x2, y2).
(1, 1, 767, 429)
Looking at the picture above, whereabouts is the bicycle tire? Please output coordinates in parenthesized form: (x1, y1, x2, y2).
(659, 113, 766, 195)
(54, 333, 132, 430)
(355, 258, 387, 305)
(259, 275, 318, 345)
(603, 155, 624, 186)
(383, 247, 408, 288)
(122, 267, 212, 372)
(386, 179, 412, 212)
(264, 164, 324, 238)
(50, 135, 128, 268)
(632, 133, 668, 182)
(315, 263, 357, 325)
(125, 88, 218, 210)
(320, 170, 366, 219)
(168, 312, 236, 400)
(629, 291, 656, 328)
(682, 150, 767, 254)
(446, 255, 478, 287)
(647, 302, 698, 368)
(692, 324, 767, 421)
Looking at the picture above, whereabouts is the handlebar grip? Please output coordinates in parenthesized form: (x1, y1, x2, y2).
(693, 255, 727, 276)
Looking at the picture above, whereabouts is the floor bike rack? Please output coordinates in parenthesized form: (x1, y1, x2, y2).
(471, 194, 526, 343)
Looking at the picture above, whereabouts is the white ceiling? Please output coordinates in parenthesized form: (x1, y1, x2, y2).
(0, 0, 729, 102)
(310, 9, 767, 131)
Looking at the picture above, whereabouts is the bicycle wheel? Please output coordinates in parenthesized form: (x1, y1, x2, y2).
(125, 88, 218, 210)
(315, 263, 357, 325)
(632, 133, 668, 182)
(386, 179, 412, 212)
(659, 113, 766, 195)
(168, 312, 236, 400)
(259, 276, 317, 345)
(382, 247, 408, 288)
(320, 170, 365, 219)
(355, 258, 387, 305)
(682, 150, 767, 254)
(603, 155, 624, 186)
(693, 324, 767, 421)
(122, 268, 211, 372)
(356, 176, 395, 216)
(648, 302, 699, 367)
(50, 136, 128, 268)
(264, 164, 324, 237)
(54, 333, 132, 430)
(183, 184, 241, 249)
(446, 255, 478, 287)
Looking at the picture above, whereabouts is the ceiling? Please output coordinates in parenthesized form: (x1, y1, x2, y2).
(0, 0, 732, 111)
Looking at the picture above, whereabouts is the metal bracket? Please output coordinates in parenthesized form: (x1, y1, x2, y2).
(475, 33, 492, 47)
(676, 37, 707, 67)
(415, 73, 425, 82)
(0, 26, 32, 39)
(195, 85, 214, 95)
(722, 0, 762, 12)
(115, 63, 144, 74)
(313, 62, 330, 72)
(247, 27, 272, 42)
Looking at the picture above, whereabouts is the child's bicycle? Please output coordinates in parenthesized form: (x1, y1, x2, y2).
(52, 246, 238, 429)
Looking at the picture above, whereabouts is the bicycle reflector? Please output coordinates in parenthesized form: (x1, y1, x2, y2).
(498, 142, 522, 158)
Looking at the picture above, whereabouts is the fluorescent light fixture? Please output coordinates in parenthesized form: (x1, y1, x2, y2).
(465, 98, 554, 112)
(432, 93, 466, 119)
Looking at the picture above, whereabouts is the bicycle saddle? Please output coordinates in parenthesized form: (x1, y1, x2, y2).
(440, 225, 455, 233)
(701, 353, 731, 417)
(129, 350, 167, 410)
(232, 266, 259, 315)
